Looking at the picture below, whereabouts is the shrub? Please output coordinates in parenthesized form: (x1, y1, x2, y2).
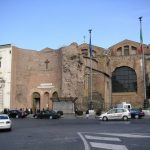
(96, 109, 102, 116)
(75, 110, 83, 116)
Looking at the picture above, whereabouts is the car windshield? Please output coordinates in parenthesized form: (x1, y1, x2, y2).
(0, 116, 8, 119)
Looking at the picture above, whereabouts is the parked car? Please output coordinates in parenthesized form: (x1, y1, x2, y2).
(0, 114, 12, 131)
(98, 108, 131, 121)
(8, 109, 27, 118)
(130, 108, 145, 119)
(34, 110, 61, 119)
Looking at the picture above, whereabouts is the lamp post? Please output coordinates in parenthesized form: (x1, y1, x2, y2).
(89, 29, 93, 110)
(105, 52, 112, 109)
(139, 17, 147, 108)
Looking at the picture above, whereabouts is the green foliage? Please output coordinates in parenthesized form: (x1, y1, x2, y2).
(96, 108, 102, 116)
(75, 110, 83, 116)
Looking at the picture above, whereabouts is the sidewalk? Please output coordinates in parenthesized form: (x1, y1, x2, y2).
(62, 113, 96, 119)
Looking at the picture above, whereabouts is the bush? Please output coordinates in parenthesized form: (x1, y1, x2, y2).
(75, 110, 83, 116)
(96, 109, 102, 116)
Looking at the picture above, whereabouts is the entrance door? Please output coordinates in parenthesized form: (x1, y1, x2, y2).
(32, 92, 40, 112)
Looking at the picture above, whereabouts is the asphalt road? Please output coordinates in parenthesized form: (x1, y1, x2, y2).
(0, 116, 150, 150)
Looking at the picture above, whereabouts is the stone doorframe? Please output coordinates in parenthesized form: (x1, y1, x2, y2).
(32, 92, 40, 112)
(29, 89, 58, 112)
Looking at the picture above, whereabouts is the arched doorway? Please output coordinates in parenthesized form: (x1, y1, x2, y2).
(52, 91, 58, 99)
(32, 92, 40, 112)
(52, 91, 75, 113)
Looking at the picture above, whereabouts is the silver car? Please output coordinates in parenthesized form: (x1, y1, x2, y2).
(99, 108, 131, 121)
(0, 114, 12, 131)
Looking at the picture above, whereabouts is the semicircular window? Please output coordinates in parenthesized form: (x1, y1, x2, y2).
(112, 66, 137, 92)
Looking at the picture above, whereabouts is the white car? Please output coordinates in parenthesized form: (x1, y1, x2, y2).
(99, 108, 131, 121)
(0, 114, 12, 131)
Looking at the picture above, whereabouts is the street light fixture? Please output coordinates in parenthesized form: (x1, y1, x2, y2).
(138, 17, 148, 108)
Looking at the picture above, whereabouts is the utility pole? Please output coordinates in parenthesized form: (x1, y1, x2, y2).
(139, 17, 147, 108)
(89, 29, 93, 110)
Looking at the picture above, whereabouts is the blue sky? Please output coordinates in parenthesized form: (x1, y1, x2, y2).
(0, 0, 150, 50)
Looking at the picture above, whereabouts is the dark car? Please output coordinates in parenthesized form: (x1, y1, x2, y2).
(8, 109, 27, 118)
(130, 108, 145, 119)
(34, 110, 60, 119)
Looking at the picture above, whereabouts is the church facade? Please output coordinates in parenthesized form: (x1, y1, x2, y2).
(0, 39, 150, 113)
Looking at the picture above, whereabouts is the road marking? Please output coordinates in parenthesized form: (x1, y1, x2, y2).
(78, 132, 150, 150)
(98, 133, 150, 138)
(77, 132, 90, 150)
(90, 142, 128, 150)
(85, 135, 121, 141)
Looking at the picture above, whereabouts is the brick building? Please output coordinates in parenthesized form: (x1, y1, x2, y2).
(0, 39, 150, 113)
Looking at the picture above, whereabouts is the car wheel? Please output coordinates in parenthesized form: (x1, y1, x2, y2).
(16, 115, 19, 118)
(49, 116, 53, 119)
(34, 115, 37, 119)
(102, 116, 108, 121)
(135, 115, 139, 119)
(123, 116, 128, 121)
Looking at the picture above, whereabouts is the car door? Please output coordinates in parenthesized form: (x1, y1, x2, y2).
(115, 109, 124, 119)
(44, 112, 50, 119)
(48, 111, 53, 119)
(107, 109, 116, 120)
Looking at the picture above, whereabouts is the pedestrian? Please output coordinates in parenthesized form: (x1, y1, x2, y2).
(86, 109, 89, 119)
(4, 108, 8, 114)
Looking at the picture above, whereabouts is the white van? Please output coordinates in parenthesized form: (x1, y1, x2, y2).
(116, 102, 132, 110)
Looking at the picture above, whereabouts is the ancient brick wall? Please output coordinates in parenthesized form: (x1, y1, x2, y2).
(109, 40, 150, 107)
(11, 46, 61, 110)
(9, 39, 150, 111)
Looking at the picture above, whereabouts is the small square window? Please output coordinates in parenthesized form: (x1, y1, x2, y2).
(124, 45, 129, 56)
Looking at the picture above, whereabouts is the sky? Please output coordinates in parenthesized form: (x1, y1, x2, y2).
(0, 0, 150, 50)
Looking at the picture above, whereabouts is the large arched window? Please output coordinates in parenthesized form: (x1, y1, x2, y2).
(112, 66, 137, 92)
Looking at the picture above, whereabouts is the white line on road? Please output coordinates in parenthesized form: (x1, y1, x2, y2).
(90, 142, 128, 150)
(85, 135, 121, 141)
(98, 133, 150, 138)
(77, 132, 90, 150)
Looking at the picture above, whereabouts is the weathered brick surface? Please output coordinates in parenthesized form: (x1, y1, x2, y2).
(109, 40, 150, 107)
(8, 39, 150, 111)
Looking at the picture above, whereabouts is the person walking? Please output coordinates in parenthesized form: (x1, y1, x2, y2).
(86, 109, 89, 119)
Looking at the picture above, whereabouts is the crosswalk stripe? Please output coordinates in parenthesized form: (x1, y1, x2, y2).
(85, 135, 121, 141)
(98, 133, 150, 138)
(77, 132, 90, 150)
(90, 142, 128, 150)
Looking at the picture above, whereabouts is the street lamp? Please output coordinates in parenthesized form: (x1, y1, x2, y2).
(139, 17, 148, 108)
(88, 29, 93, 110)
(105, 52, 112, 109)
